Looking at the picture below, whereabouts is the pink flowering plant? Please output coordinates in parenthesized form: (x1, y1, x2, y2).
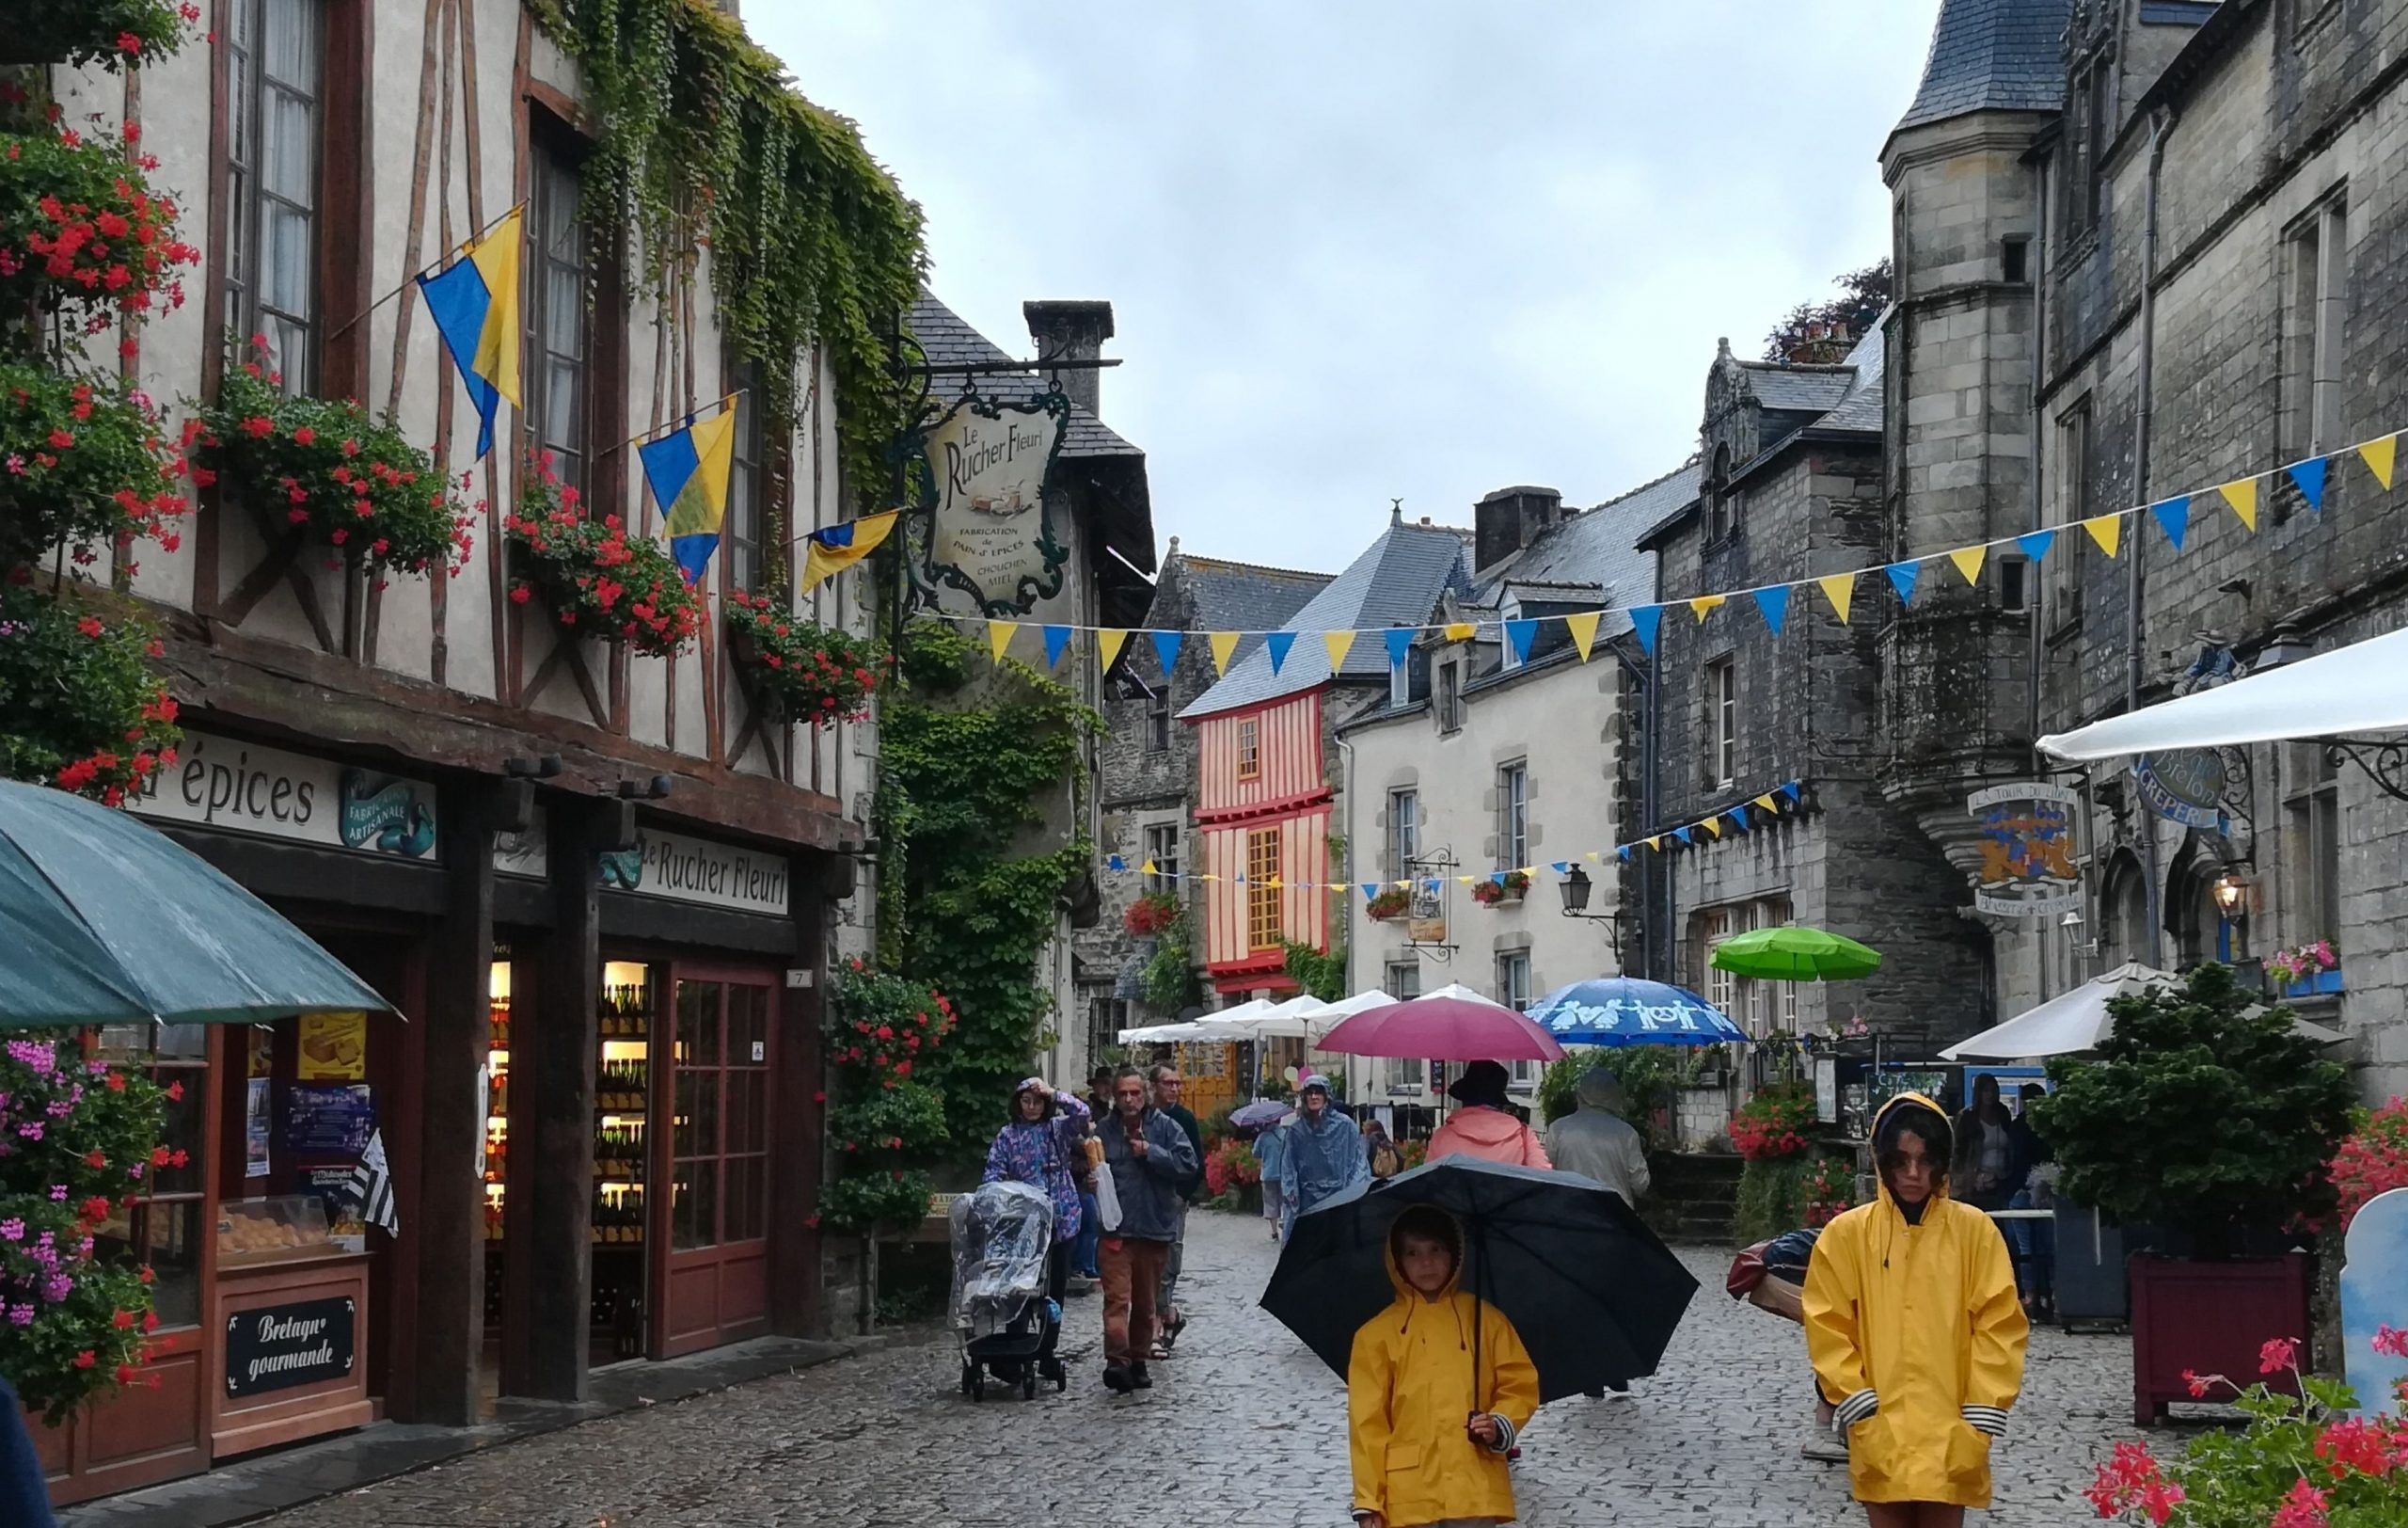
(2088, 1332, 2408, 1528)
(8, 0, 201, 72)
(2329, 1099, 2408, 1236)
(2268, 942, 2340, 989)
(0, 1034, 170, 1425)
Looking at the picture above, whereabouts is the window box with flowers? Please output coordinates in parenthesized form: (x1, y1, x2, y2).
(1366, 886, 1411, 922)
(1469, 869, 1530, 908)
(0, 0, 198, 70)
(504, 461, 704, 659)
(0, 125, 200, 336)
(1123, 891, 1180, 939)
(192, 345, 476, 581)
(0, 583, 182, 804)
(721, 590, 885, 724)
(2268, 940, 2343, 996)
(1, 362, 190, 571)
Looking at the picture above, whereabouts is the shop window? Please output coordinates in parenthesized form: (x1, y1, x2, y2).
(92, 1024, 210, 1329)
(529, 136, 590, 497)
(225, 0, 325, 393)
(1236, 717, 1260, 781)
(1246, 826, 1281, 950)
(1144, 822, 1180, 893)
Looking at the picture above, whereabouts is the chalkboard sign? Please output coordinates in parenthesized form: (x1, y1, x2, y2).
(225, 1296, 356, 1397)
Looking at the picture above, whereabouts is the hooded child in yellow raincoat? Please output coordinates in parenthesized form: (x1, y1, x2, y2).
(1348, 1205, 1539, 1528)
(1804, 1092, 2029, 1524)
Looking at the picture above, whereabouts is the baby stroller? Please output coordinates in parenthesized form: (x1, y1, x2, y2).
(950, 1180, 1066, 1401)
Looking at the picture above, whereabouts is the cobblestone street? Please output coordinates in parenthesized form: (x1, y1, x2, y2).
(251, 1210, 2141, 1527)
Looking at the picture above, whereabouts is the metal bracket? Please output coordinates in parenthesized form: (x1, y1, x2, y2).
(2325, 735, 2408, 804)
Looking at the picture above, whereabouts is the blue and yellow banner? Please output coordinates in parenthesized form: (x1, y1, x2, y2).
(801, 510, 899, 595)
(640, 397, 740, 587)
(415, 208, 523, 460)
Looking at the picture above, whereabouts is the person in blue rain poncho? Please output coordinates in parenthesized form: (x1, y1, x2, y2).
(1278, 1074, 1370, 1240)
(1257, 1107, 1294, 1240)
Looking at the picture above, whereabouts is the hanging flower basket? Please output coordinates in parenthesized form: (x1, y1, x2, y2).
(191, 341, 475, 580)
(0, 0, 198, 71)
(1469, 869, 1530, 907)
(0, 127, 199, 340)
(0, 580, 180, 804)
(1123, 891, 1180, 938)
(1366, 887, 1411, 921)
(0, 361, 188, 573)
(504, 457, 703, 659)
(721, 590, 884, 723)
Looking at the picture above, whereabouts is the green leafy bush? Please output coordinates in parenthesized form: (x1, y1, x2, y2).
(8, 0, 198, 71)
(0, 584, 180, 804)
(0, 363, 188, 571)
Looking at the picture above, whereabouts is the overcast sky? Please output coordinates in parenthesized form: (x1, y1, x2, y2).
(768, 3, 1942, 576)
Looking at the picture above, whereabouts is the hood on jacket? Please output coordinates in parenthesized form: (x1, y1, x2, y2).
(1440, 1106, 1535, 1150)
(1006, 1075, 1052, 1125)
(1870, 1090, 1955, 1213)
(1576, 1067, 1626, 1113)
(1384, 1204, 1466, 1303)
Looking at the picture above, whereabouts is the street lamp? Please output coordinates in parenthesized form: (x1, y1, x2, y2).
(1558, 865, 1627, 963)
(2212, 866, 2252, 919)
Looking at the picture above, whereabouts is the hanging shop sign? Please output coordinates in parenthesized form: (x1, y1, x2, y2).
(2135, 750, 2227, 829)
(224, 1297, 356, 1399)
(1406, 868, 1449, 947)
(596, 828, 791, 916)
(494, 817, 548, 880)
(907, 390, 1073, 615)
(1967, 782, 2083, 917)
(131, 731, 436, 859)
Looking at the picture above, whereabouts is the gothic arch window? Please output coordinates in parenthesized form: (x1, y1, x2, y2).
(2102, 849, 2149, 966)
(1706, 443, 1736, 542)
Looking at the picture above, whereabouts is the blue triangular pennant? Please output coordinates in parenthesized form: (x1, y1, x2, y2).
(1041, 625, 1072, 667)
(1504, 618, 1539, 664)
(1384, 628, 1415, 669)
(1550, 862, 1571, 875)
(1617, 845, 1632, 864)
(1886, 560, 1922, 606)
(1751, 585, 1791, 637)
(1361, 883, 1379, 900)
(1629, 605, 1663, 655)
(1673, 826, 1693, 846)
(1489, 871, 1508, 886)
(1730, 806, 1749, 831)
(1149, 629, 1183, 673)
(2288, 456, 2329, 513)
(1781, 781, 1804, 803)
(1265, 630, 1297, 674)
(1234, 871, 1246, 884)
(2149, 496, 2190, 549)
(2017, 529, 2058, 563)
(1106, 854, 1126, 872)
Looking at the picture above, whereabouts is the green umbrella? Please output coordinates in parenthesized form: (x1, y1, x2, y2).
(1709, 926, 1882, 981)
(0, 781, 394, 1028)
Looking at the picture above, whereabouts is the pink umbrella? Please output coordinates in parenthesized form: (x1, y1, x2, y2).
(1315, 981, 1566, 1063)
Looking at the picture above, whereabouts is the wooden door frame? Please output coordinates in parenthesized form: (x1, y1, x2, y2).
(647, 962, 777, 1360)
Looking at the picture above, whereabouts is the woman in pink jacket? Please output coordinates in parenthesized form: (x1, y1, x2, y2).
(1427, 1061, 1554, 1168)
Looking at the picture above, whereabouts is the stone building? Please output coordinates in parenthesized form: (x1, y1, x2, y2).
(1640, 326, 1992, 1051)
(1073, 544, 1330, 1059)
(1873, 0, 2408, 1101)
(1336, 472, 1677, 1109)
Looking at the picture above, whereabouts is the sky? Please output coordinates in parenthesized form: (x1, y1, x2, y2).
(766, 2, 1943, 577)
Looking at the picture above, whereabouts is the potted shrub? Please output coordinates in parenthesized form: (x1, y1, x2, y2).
(2034, 963, 2356, 1426)
(192, 342, 474, 580)
(1122, 891, 1180, 938)
(0, 125, 200, 335)
(1469, 869, 1530, 907)
(504, 457, 704, 658)
(1366, 886, 1411, 921)
(1730, 1084, 1822, 1242)
(0, 0, 198, 71)
(2268, 940, 2342, 996)
(721, 589, 885, 724)
(818, 962, 955, 1239)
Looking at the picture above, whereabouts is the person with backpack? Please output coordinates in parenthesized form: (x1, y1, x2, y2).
(1361, 1117, 1404, 1180)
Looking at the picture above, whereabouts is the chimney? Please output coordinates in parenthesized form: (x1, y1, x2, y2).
(1473, 485, 1563, 576)
(1023, 300, 1115, 418)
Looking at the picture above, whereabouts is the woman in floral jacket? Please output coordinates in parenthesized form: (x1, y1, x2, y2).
(982, 1078, 1090, 1297)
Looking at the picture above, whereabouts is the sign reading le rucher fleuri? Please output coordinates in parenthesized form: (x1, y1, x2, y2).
(1967, 782, 2083, 917)
(904, 390, 1073, 615)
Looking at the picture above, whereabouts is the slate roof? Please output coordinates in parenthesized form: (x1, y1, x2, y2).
(1477, 461, 1699, 638)
(1893, 0, 2073, 135)
(906, 292, 1140, 460)
(1152, 553, 1333, 669)
(1178, 520, 1471, 718)
(1812, 323, 1888, 436)
(1741, 365, 1858, 416)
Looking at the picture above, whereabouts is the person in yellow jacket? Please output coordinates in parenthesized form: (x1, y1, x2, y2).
(1804, 1091, 2030, 1526)
(1348, 1205, 1540, 1528)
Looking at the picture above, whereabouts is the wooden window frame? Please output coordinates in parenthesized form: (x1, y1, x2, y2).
(1388, 788, 1418, 878)
(1499, 762, 1529, 870)
(1236, 717, 1261, 781)
(1245, 826, 1281, 951)
(1705, 659, 1736, 788)
(1144, 822, 1180, 894)
(1146, 685, 1171, 753)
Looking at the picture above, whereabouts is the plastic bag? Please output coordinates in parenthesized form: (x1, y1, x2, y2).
(1094, 1158, 1123, 1233)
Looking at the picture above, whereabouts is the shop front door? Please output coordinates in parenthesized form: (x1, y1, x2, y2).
(652, 969, 775, 1358)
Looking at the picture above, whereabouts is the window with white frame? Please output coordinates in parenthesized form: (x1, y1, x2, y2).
(1499, 762, 1529, 871)
(1497, 951, 1537, 1090)
(2284, 742, 2340, 945)
(225, 0, 325, 393)
(1500, 599, 1524, 671)
(1705, 659, 1737, 788)
(1144, 823, 1180, 894)
(1383, 961, 1424, 1094)
(1388, 788, 1419, 877)
(2279, 195, 2348, 484)
(1436, 661, 1465, 732)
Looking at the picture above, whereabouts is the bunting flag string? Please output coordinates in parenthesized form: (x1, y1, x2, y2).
(861, 425, 2404, 675)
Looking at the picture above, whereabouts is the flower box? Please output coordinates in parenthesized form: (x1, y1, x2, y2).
(1469, 871, 1530, 908)
(2129, 1252, 2310, 1426)
(1366, 888, 1411, 921)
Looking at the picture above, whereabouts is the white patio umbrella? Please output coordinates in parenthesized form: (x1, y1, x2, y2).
(1228, 993, 1333, 1041)
(1117, 1016, 1260, 1044)
(1315, 988, 1401, 1020)
(1940, 961, 2346, 1060)
(2038, 626, 2408, 759)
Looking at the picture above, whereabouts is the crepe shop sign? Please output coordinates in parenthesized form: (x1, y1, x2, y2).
(132, 731, 437, 859)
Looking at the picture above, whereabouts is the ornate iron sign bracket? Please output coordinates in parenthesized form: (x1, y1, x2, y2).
(2325, 735, 2408, 804)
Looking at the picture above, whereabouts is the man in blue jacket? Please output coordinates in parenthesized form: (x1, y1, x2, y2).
(0, 1375, 55, 1527)
(1096, 1066, 1198, 1394)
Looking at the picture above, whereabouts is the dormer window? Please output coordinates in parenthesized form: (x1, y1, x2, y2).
(1499, 599, 1524, 671)
(1705, 443, 1736, 542)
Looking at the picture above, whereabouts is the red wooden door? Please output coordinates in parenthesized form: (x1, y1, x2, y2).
(650, 969, 774, 1358)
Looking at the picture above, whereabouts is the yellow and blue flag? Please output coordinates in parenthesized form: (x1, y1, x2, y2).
(415, 208, 523, 459)
(639, 397, 740, 587)
(800, 510, 898, 594)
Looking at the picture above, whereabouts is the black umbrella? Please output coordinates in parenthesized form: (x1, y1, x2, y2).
(1259, 1156, 1699, 1404)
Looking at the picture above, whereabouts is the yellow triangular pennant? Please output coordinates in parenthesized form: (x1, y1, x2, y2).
(2082, 514, 2123, 558)
(1564, 611, 1600, 662)
(1689, 594, 1726, 623)
(1443, 622, 1476, 642)
(1266, 875, 1282, 889)
(987, 621, 1018, 662)
(1948, 544, 1987, 586)
(1703, 817, 1724, 838)
(1323, 629, 1357, 670)
(1816, 573, 1855, 625)
(1394, 880, 1412, 890)
(1209, 631, 1241, 674)
(1139, 858, 1157, 876)
(2360, 434, 2398, 491)
(1645, 836, 1663, 852)
(1754, 792, 1777, 813)
(1456, 875, 1476, 885)
(2220, 477, 2259, 531)
(1097, 629, 1130, 672)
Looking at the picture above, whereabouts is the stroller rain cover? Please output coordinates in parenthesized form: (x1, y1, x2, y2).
(950, 1181, 1056, 1340)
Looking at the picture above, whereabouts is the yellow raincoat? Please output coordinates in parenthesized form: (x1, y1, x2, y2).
(1347, 1223, 1540, 1527)
(1803, 1091, 2030, 1508)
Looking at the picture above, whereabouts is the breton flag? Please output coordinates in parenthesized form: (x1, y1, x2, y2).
(414, 208, 523, 460)
(800, 510, 899, 594)
(347, 1128, 400, 1237)
(640, 398, 741, 587)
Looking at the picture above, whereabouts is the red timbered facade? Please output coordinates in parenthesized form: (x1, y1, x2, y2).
(1192, 690, 1335, 993)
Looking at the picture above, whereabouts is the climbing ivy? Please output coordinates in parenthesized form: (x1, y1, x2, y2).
(1283, 942, 1346, 1004)
(876, 622, 1097, 1156)
(526, 0, 927, 519)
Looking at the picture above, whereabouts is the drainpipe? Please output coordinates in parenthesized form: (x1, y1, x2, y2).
(1335, 731, 1357, 1101)
(2132, 106, 2175, 969)
(2028, 149, 2053, 995)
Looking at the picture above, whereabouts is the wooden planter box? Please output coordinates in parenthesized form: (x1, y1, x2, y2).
(2129, 1252, 2310, 1425)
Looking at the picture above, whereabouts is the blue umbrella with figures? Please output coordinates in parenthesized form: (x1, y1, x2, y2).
(1526, 978, 1746, 1047)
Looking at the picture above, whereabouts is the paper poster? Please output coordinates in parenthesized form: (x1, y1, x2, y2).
(297, 1012, 368, 1080)
(245, 1078, 273, 1177)
(286, 1086, 376, 1156)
